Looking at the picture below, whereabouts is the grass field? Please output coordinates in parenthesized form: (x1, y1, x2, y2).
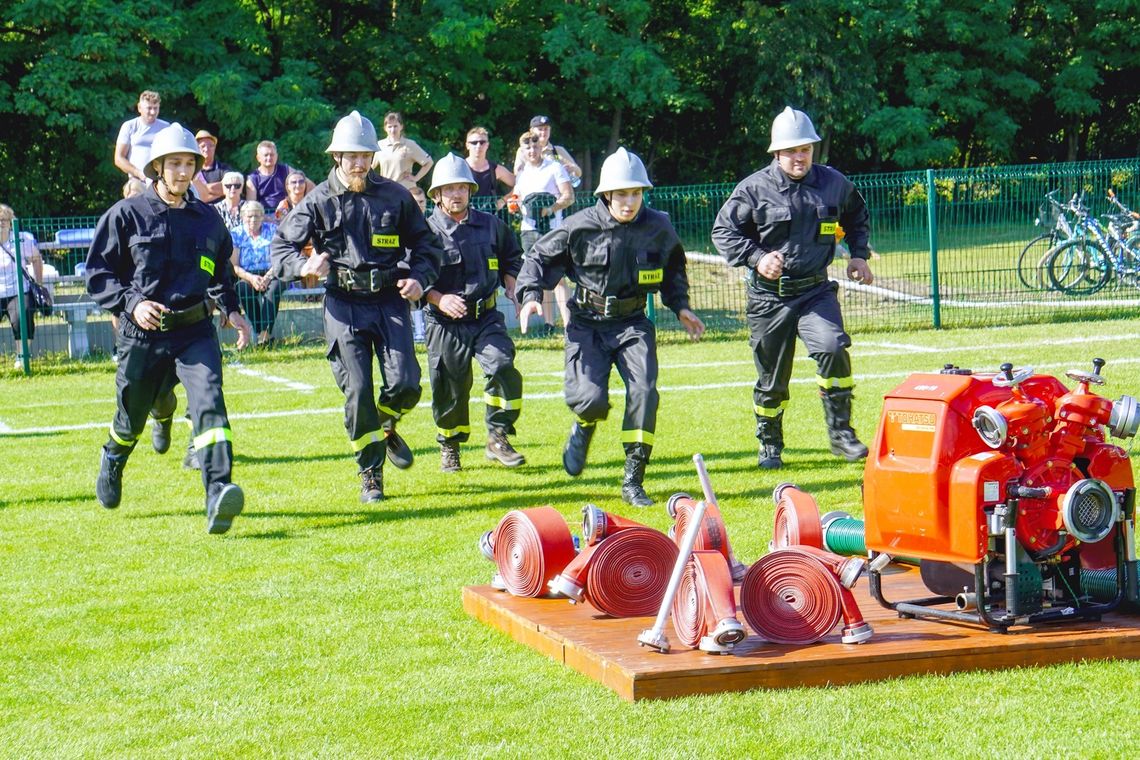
(4, 321, 1140, 757)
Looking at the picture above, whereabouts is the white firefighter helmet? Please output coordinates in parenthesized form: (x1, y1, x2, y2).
(593, 147, 653, 196)
(326, 110, 380, 154)
(144, 123, 205, 180)
(428, 152, 479, 197)
(768, 106, 822, 152)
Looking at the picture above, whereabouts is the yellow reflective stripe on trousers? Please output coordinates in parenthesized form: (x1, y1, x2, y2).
(377, 402, 417, 419)
(193, 426, 233, 450)
(437, 425, 471, 438)
(109, 428, 137, 447)
(484, 393, 522, 411)
(575, 416, 596, 428)
(816, 375, 854, 390)
(620, 429, 655, 446)
(350, 430, 382, 452)
(753, 401, 788, 418)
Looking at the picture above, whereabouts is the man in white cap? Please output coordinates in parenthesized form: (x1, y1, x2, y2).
(516, 147, 704, 506)
(711, 106, 873, 471)
(86, 122, 252, 534)
(422, 153, 526, 472)
(272, 111, 443, 503)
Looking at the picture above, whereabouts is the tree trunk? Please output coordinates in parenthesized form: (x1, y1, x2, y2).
(607, 107, 623, 154)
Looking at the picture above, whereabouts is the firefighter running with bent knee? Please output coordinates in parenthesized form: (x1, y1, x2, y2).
(711, 106, 872, 470)
(85, 122, 253, 534)
(516, 148, 704, 506)
(271, 111, 443, 503)
(423, 154, 526, 472)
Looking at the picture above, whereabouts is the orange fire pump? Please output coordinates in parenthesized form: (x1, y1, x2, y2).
(864, 359, 1140, 630)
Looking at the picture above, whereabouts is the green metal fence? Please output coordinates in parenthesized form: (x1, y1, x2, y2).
(9, 157, 1140, 369)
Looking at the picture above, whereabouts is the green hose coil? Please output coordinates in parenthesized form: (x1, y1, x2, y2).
(822, 517, 867, 556)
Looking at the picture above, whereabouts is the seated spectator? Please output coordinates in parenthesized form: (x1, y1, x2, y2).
(191, 129, 234, 203)
(213, 171, 247, 229)
(464, 126, 515, 209)
(372, 111, 433, 190)
(275, 171, 309, 221)
(113, 90, 169, 183)
(514, 130, 575, 336)
(0, 204, 44, 367)
(245, 140, 313, 210)
(230, 203, 282, 347)
(513, 115, 582, 187)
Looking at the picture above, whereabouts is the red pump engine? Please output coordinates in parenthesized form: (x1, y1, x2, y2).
(864, 359, 1140, 629)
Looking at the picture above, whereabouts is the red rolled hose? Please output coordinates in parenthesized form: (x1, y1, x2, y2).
(547, 541, 600, 602)
(793, 544, 866, 590)
(671, 550, 745, 649)
(771, 482, 823, 550)
(739, 549, 842, 645)
(580, 504, 651, 546)
(669, 493, 746, 580)
(492, 506, 576, 598)
(837, 584, 874, 644)
(585, 527, 679, 617)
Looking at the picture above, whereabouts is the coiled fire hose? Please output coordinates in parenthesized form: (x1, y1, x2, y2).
(491, 506, 577, 597)
(581, 503, 651, 546)
(667, 492, 748, 581)
(670, 549, 747, 652)
(549, 506, 655, 601)
(740, 548, 873, 644)
(586, 527, 679, 617)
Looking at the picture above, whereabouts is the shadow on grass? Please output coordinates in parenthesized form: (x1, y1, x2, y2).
(0, 492, 94, 509)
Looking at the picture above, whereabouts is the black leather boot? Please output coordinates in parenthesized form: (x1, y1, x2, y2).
(359, 466, 384, 503)
(821, 389, 868, 461)
(757, 414, 784, 470)
(96, 447, 129, 509)
(562, 422, 594, 477)
(620, 444, 654, 507)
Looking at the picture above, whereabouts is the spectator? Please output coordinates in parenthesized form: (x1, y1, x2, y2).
(231, 202, 282, 348)
(514, 130, 574, 336)
(213, 171, 247, 229)
(0, 204, 44, 367)
(513, 115, 582, 187)
(113, 90, 170, 183)
(275, 171, 309, 221)
(191, 129, 233, 203)
(464, 126, 514, 209)
(245, 140, 313, 210)
(372, 111, 433, 190)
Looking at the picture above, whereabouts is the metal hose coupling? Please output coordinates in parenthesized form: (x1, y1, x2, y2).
(547, 542, 600, 602)
(794, 545, 867, 589)
(838, 585, 874, 644)
(478, 529, 496, 562)
(580, 503, 651, 546)
(491, 506, 576, 598)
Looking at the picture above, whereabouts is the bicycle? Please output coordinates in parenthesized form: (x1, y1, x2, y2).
(1045, 190, 1140, 295)
(1017, 189, 1075, 290)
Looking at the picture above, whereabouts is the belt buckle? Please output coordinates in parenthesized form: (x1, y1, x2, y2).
(368, 269, 384, 292)
(470, 298, 482, 319)
(777, 276, 791, 297)
(603, 295, 617, 318)
(158, 310, 170, 331)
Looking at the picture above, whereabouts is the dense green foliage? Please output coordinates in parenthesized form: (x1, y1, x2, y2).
(2, 0, 1138, 215)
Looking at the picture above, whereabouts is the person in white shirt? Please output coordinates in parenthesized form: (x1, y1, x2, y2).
(113, 90, 170, 183)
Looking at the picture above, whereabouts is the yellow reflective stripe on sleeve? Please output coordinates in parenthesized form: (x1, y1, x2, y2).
(484, 393, 522, 411)
(350, 430, 382, 452)
(620, 429, 655, 445)
(816, 375, 854, 390)
(193, 426, 232, 450)
(436, 425, 471, 438)
(109, 428, 137, 447)
(753, 401, 788, 418)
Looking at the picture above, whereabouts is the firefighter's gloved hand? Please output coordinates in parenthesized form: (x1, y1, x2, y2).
(847, 257, 873, 285)
(398, 278, 424, 301)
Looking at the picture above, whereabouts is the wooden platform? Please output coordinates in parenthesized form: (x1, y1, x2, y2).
(462, 566, 1140, 701)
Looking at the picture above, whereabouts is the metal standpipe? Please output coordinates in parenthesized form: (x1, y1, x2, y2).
(638, 453, 715, 653)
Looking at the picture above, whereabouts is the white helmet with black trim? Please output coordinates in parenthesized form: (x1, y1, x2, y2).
(594, 147, 653, 196)
(326, 110, 380, 154)
(428, 153, 479, 197)
(144, 123, 204, 180)
(768, 106, 821, 152)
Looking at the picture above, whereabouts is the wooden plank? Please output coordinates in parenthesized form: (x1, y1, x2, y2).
(462, 570, 1140, 701)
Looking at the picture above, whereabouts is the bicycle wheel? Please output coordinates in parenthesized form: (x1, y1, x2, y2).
(1017, 233, 1057, 290)
(1045, 239, 1112, 295)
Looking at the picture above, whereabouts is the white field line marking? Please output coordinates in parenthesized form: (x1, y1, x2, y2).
(0, 419, 11, 433)
(227, 361, 316, 391)
(9, 357, 1140, 437)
